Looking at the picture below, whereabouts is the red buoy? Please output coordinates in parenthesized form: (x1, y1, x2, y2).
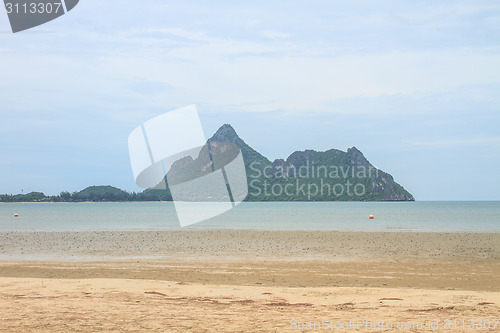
(369, 215, 374, 219)
(14, 213, 19, 217)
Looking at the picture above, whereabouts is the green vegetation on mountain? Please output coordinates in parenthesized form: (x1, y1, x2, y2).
(203, 124, 414, 201)
(72, 185, 130, 202)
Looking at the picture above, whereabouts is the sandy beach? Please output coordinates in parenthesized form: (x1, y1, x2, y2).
(0, 231, 499, 332)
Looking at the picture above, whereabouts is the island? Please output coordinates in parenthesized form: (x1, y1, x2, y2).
(0, 124, 414, 202)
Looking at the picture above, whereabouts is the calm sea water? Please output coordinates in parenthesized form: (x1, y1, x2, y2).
(0, 202, 499, 232)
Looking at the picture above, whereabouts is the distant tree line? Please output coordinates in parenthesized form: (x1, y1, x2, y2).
(0, 186, 173, 202)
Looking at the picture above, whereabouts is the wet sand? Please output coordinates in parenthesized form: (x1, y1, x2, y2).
(0, 231, 499, 332)
(0, 230, 498, 261)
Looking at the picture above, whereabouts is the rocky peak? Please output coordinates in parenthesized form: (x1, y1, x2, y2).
(209, 124, 239, 143)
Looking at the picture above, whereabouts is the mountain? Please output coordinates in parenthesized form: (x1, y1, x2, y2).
(0, 125, 413, 203)
(165, 124, 414, 201)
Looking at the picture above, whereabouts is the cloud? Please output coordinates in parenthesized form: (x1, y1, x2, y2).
(1, 28, 498, 119)
(262, 30, 290, 39)
(2, 1, 498, 118)
(95, 46, 499, 113)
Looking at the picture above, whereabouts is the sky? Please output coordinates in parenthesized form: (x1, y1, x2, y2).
(0, 0, 499, 200)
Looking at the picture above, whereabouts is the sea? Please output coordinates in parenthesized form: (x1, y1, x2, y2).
(0, 201, 499, 232)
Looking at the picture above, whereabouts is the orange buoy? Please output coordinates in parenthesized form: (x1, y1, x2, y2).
(14, 213, 19, 217)
(369, 215, 374, 219)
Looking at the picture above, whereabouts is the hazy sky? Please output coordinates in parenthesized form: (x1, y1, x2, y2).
(1, 1, 499, 200)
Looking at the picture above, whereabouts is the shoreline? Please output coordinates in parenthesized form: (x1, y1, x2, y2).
(1, 230, 498, 260)
(1, 256, 499, 292)
(0, 231, 498, 292)
(1, 230, 499, 332)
